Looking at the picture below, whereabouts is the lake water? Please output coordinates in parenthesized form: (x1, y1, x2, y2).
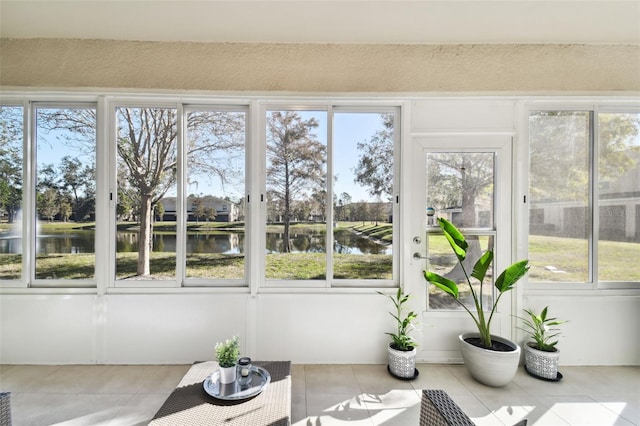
(0, 229, 390, 255)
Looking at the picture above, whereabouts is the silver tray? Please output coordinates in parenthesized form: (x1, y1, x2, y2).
(203, 366, 271, 401)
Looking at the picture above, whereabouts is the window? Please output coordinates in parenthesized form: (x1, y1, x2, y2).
(333, 112, 396, 281)
(0, 106, 23, 280)
(265, 109, 328, 281)
(528, 110, 640, 285)
(115, 106, 177, 281)
(264, 107, 399, 287)
(1, 97, 400, 290)
(34, 105, 97, 284)
(184, 108, 246, 282)
(597, 112, 640, 283)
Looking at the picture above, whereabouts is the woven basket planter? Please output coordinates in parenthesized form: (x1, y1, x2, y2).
(524, 343, 560, 380)
(387, 343, 417, 379)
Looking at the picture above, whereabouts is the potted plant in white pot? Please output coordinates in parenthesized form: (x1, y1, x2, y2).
(519, 306, 566, 381)
(424, 218, 529, 387)
(378, 288, 419, 379)
(215, 335, 240, 384)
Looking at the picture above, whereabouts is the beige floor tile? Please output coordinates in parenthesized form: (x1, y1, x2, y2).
(410, 364, 475, 397)
(542, 395, 637, 426)
(108, 392, 172, 426)
(0, 365, 62, 393)
(304, 392, 373, 425)
(598, 396, 640, 426)
(352, 364, 413, 394)
(2, 364, 638, 426)
(361, 389, 421, 426)
(449, 365, 528, 397)
(11, 392, 129, 426)
(304, 364, 361, 395)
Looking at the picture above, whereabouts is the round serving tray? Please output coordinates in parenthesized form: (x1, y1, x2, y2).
(203, 366, 271, 401)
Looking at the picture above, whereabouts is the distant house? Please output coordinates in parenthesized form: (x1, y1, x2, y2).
(159, 196, 240, 222)
(530, 156, 640, 241)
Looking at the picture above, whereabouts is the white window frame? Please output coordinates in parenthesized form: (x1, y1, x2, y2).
(524, 101, 640, 291)
(259, 101, 401, 290)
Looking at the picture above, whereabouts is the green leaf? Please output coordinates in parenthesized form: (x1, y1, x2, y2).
(438, 218, 468, 262)
(495, 259, 530, 293)
(424, 270, 459, 299)
(471, 250, 493, 282)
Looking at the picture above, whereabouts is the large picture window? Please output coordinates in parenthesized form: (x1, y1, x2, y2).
(264, 107, 398, 287)
(528, 110, 640, 285)
(1, 98, 400, 289)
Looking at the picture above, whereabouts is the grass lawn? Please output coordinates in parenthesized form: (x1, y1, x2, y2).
(1, 224, 637, 282)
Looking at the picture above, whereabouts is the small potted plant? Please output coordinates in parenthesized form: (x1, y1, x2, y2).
(424, 218, 529, 387)
(215, 335, 240, 384)
(519, 306, 567, 380)
(378, 288, 419, 379)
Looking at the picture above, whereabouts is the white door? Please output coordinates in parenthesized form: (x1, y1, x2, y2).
(412, 134, 514, 362)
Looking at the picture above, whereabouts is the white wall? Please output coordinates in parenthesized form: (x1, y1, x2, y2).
(1, 96, 639, 366)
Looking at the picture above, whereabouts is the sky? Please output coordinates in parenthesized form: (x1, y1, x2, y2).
(34, 108, 388, 204)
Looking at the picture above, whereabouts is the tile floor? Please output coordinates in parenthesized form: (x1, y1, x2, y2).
(0, 363, 638, 425)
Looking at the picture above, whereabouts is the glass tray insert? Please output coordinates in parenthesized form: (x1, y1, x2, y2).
(203, 366, 271, 401)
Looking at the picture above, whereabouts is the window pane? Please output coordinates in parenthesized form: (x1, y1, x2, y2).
(598, 112, 640, 282)
(426, 152, 494, 229)
(528, 111, 590, 283)
(116, 107, 177, 280)
(0, 106, 23, 280)
(427, 234, 494, 310)
(333, 113, 394, 280)
(426, 152, 495, 310)
(184, 110, 246, 280)
(266, 110, 327, 280)
(34, 107, 96, 281)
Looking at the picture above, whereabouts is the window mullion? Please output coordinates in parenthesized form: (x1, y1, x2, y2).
(326, 106, 334, 288)
(176, 103, 186, 287)
(589, 110, 598, 289)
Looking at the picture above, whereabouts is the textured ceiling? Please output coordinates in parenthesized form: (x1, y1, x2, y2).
(1, 0, 639, 45)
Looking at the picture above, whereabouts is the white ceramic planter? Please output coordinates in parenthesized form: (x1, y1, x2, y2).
(218, 365, 237, 384)
(524, 342, 560, 380)
(459, 333, 520, 387)
(387, 343, 417, 379)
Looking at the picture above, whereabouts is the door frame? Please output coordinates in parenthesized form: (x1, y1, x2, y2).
(410, 134, 515, 362)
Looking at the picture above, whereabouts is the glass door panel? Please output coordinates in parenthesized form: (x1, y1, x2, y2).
(425, 151, 496, 311)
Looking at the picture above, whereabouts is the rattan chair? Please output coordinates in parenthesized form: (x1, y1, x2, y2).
(420, 389, 527, 426)
(0, 392, 11, 426)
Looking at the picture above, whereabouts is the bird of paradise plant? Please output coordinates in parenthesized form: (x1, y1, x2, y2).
(424, 218, 530, 349)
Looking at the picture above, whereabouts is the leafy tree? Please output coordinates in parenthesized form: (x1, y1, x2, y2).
(336, 192, 352, 221)
(427, 153, 494, 227)
(58, 156, 94, 220)
(192, 196, 205, 223)
(38, 188, 59, 222)
(354, 113, 394, 200)
(154, 201, 165, 221)
(529, 112, 639, 203)
(0, 106, 23, 223)
(266, 111, 326, 252)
